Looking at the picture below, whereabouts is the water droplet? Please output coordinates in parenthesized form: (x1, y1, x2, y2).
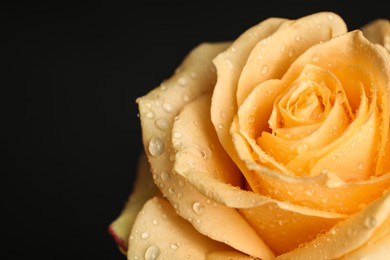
(163, 103, 173, 113)
(177, 192, 183, 199)
(295, 36, 301, 42)
(218, 124, 223, 129)
(145, 111, 155, 119)
(357, 162, 364, 171)
(170, 243, 179, 250)
(225, 59, 233, 69)
(182, 94, 189, 102)
(304, 190, 314, 196)
(364, 216, 377, 228)
(288, 47, 295, 57)
(312, 53, 320, 62)
(192, 202, 205, 215)
(141, 232, 150, 239)
(321, 168, 329, 174)
(152, 219, 159, 225)
(168, 187, 175, 194)
(178, 179, 185, 187)
(155, 118, 169, 130)
(190, 72, 197, 79)
(148, 136, 164, 156)
(160, 171, 170, 181)
(261, 65, 269, 74)
(280, 45, 286, 52)
(258, 53, 263, 60)
(173, 131, 182, 139)
(297, 143, 308, 153)
(328, 14, 334, 20)
(178, 77, 188, 86)
(144, 245, 160, 260)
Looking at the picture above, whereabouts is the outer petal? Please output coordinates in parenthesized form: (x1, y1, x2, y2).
(128, 196, 235, 260)
(137, 43, 274, 259)
(211, 16, 286, 187)
(361, 19, 390, 53)
(237, 12, 347, 107)
(108, 153, 157, 253)
(276, 189, 390, 259)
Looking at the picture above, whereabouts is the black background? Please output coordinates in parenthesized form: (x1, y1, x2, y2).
(5, 2, 389, 259)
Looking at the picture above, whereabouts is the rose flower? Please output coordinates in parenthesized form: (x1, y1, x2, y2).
(109, 12, 390, 259)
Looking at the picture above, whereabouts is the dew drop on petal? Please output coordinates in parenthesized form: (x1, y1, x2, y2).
(144, 245, 160, 260)
(357, 162, 364, 171)
(155, 118, 169, 130)
(148, 136, 164, 156)
(141, 232, 150, 239)
(261, 65, 269, 74)
(192, 202, 205, 215)
(163, 103, 173, 113)
(145, 111, 155, 119)
(364, 216, 377, 228)
(173, 131, 182, 139)
(170, 243, 179, 250)
(160, 171, 170, 181)
(178, 77, 188, 86)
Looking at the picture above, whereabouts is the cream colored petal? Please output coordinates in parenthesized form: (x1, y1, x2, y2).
(172, 93, 274, 259)
(128, 196, 234, 260)
(239, 204, 341, 255)
(137, 43, 275, 259)
(281, 30, 390, 178)
(108, 153, 157, 254)
(211, 17, 286, 186)
(237, 12, 347, 107)
(230, 31, 390, 214)
(206, 250, 252, 260)
(361, 19, 390, 52)
(276, 189, 390, 260)
(341, 215, 390, 259)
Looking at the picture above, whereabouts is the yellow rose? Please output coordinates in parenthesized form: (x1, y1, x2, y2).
(109, 12, 390, 259)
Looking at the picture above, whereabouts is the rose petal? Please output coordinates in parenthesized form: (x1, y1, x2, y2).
(137, 42, 275, 259)
(172, 91, 346, 255)
(341, 217, 390, 259)
(172, 93, 274, 259)
(237, 12, 347, 107)
(211, 17, 286, 184)
(361, 19, 390, 53)
(127, 196, 234, 259)
(239, 204, 341, 255)
(108, 153, 157, 253)
(276, 189, 390, 259)
(282, 30, 390, 178)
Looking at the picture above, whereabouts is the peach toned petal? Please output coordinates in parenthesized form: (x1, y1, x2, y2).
(276, 189, 390, 260)
(361, 19, 390, 53)
(211, 17, 286, 187)
(128, 196, 233, 260)
(172, 93, 242, 187)
(237, 12, 347, 107)
(172, 93, 274, 259)
(108, 153, 157, 254)
(281, 30, 390, 178)
(341, 215, 390, 259)
(239, 204, 341, 255)
(137, 43, 275, 259)
(206, 251, 252, 260)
